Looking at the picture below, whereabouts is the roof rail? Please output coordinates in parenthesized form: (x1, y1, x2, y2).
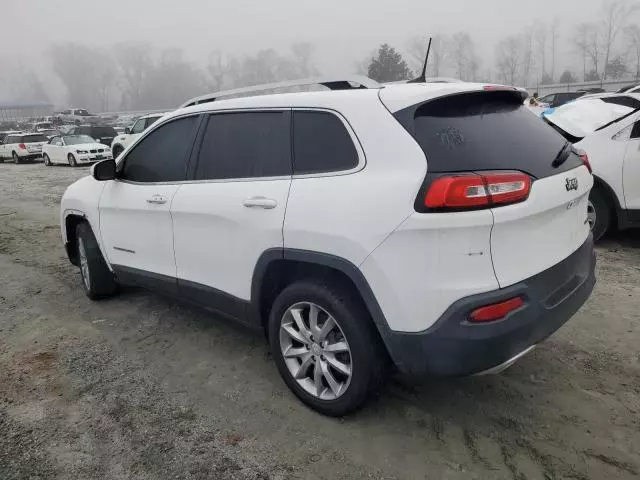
(180, 75, 380, 108)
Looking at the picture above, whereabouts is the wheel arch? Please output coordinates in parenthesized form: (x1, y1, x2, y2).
(592, 174, 626, 229)
(64, 212, 87, 266)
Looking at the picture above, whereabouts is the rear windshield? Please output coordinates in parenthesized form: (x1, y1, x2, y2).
(396, 91, 579, 179)
(21, 134, 47, 142)
(90, 126, 117, 137)
(544, 97, 638, 137)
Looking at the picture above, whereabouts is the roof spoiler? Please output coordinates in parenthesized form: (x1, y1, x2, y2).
(180, 75, 380, 108)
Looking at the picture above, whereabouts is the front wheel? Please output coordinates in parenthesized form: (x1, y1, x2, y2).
(268, 281, 386, 416)
(43, 153, 52, 166)
(76, 223, 118, 300)
(588, 187, 611, 241)
(68, 153, 77, 167)
(12, 152, 21, 164)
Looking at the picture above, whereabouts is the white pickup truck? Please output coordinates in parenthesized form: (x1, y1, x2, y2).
(57, 109, 101, 125)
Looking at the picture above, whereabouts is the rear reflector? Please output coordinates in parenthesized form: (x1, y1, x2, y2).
(575, 148, 592, 173)
(470, 297, 524, 322)
(425, 172, 531, 209)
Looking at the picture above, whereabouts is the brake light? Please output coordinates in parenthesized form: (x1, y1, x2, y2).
(575, 149, 592, 173)
(18, 143, 26, 150)
(483, 85, 517, 91)
(424, 172, 531, 209)
(470, 297, 524, 322)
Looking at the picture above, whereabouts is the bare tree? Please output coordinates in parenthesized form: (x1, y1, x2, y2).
(601, 0, 638, 79)
(291, 42, 319, 77)
(50, 43, 103, 110)
(450, 32, 476, 80)
(625, 24, 640, 79)
(206, 50, 233, 91)
(574, 23, 592, 81)
(586, 23, 603, 77)
(534, 21, 548, 80)
(407, 34, 448, 77)
(521, 27, 535, 86)
(496, 35, 522, 85)
(115, 42, 153, 109)
(550, 18, 560, 83)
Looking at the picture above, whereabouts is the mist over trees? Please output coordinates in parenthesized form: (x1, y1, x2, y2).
(5, 0, 640, 111)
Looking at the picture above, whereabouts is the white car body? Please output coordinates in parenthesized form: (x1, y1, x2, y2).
(0, 132, 48, 163)
(43, 135, 113, 166)
(58, 108, 100, 125)
(60, 78, 596, 414)
(543, 93, 640, 234)
(110, 112, 166, 157)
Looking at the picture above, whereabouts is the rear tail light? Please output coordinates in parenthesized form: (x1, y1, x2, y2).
(575, 149, 592, 173)
(470, 297, 524, 322)
(424, 172, 531, 210)
(18, 143, 26, 150)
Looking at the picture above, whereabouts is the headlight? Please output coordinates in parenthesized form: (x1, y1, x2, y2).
(76, 150, 88, 154)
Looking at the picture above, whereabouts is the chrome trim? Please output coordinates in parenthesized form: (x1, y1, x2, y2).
(113, 246, 135, 254)
(474, 345, 536, 376)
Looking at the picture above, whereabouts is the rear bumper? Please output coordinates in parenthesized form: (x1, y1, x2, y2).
(379, 234, 596, 377)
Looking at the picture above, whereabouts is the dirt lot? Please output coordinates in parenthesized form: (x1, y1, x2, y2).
(0, 163, 639, 480)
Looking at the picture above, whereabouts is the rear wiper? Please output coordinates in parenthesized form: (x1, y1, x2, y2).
(551, 142, 571, 168)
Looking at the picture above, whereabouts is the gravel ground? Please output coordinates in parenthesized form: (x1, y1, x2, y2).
(0, 162, 639, 480)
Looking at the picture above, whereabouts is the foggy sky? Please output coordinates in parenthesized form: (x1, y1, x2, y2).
(1, 0, 612, 103)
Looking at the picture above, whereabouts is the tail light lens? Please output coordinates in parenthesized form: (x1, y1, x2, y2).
(470, 297, 524, 322)
(575, 148, 592, 173)
(424, 172, 531, 210)
(18, 143, 26, 150)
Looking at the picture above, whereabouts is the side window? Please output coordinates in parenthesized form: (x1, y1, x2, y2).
(631, 121, 640, 139)
(145, 116, 160, 129)
(5, 135, 17, 144)
(55, 138, 64, 146)
(292, 111, 359, 174)
(195, 111, 291, 180)
(131, 119, 146, 134)
(119, 116, 198, 183)
(62, 110, 71, 115)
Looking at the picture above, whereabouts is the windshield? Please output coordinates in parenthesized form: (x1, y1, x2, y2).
(76, 109, 90, 116)
(63, 135, 95, 145)
(21, 134, 48, 143)
(544, 97, 637, 137)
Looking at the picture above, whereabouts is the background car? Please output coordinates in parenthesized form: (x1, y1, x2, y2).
(543, 93, 640, 239)
(0, 132, 48, 163)
(57, 108, 101, 125)
(68, 125, 118, 146)
(43, 134, 113, 167)
(537, 91, 585, 108)
(110, 112, 165, 157)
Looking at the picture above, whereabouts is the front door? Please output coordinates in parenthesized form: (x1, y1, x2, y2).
(171, 111, 292, 318)
(623, 121, 640, 209)
(98, 114, 201, 293)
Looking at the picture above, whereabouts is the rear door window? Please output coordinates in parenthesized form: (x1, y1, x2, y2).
(292, 111, 359, 174)
(194, 111, 291, 180)
(396, 91, 580, 179)
(21, 134, 47, 143)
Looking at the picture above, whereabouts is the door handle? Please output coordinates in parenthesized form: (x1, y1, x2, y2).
(243, 196, 277, 209)
(146, 194, 167, 205)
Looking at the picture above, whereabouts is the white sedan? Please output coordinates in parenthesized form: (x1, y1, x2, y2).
(42, 134, 113, 167)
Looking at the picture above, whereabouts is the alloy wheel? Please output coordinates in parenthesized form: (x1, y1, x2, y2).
(587, 200, 596, 231)
(78, 237, 91, 291)
(279, 302, 352, 400)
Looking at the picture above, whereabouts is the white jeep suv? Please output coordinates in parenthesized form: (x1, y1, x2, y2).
(110, 112, 165, 158)
(60, 77, 596, 416)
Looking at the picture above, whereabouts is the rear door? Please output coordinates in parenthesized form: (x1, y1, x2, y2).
(391, 90, 591, 288)
(623, 120, 640, 209)
(171, 110, 292, 312)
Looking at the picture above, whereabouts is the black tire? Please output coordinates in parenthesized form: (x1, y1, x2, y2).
(76, 223, 118, 300)
(268, 281, 386, 416)
(588, 187, 611, 241)
(43, 153, 51, 166)
(68, 153, 77, 167)
(12, 152, 21, 164)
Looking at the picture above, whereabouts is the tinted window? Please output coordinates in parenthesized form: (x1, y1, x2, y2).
(401, 91, 580, 179)
(145, 116, 161, 129)
(195, 111, 291, 180)
(21, 134, 47, 142)
(292, 111, 358, 174)
(120, 116, 198, 183)
(5, 135, 18, 144)
(90, 126, 117, 137)
(131, 119, 146, 134)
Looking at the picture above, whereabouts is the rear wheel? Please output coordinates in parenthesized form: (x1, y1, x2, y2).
(68, 153, 77, 167)
(268, 281, 386, 416)
(588, 187, 611, 241)
(43, 153, 51, 166)
(76, 223, 118, 300)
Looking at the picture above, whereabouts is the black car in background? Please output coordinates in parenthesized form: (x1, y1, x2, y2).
(538, 91, 586, 107)
(68, 125, 118, 146)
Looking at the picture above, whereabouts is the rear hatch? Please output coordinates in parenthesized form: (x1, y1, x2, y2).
(387, 88, 592, 287)
(21, 134, 48, 153)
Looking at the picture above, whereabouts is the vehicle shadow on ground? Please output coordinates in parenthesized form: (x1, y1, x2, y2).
(599, 228, 640, 249)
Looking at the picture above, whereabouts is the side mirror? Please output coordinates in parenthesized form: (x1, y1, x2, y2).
(92, 159, 116, 181)
(124, 127, 131, 134)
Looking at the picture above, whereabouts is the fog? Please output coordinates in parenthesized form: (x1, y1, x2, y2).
(0, 0, 633, 111)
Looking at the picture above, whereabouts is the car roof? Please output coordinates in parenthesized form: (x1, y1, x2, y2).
(140, 112, 168, 119)
(168, 82, 518, 120)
